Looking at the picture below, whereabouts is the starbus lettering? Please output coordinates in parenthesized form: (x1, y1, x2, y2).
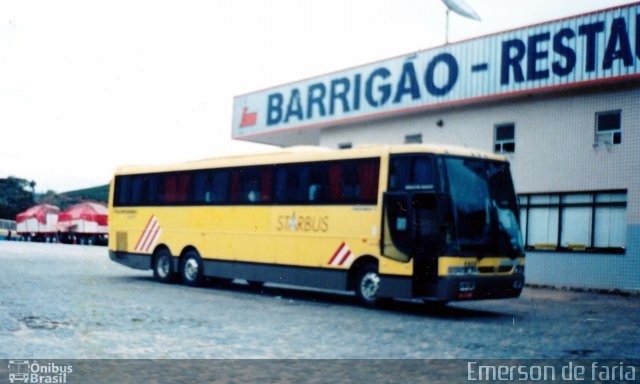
(276, 213, 329, 233)
(266, 53, 459, 126)
(501, 15, 639, 85)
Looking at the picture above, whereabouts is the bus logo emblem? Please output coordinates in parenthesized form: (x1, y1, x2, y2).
(134, 215, 162, 253)
(328, 242, 354, 267)
(8, 360, 29, 383)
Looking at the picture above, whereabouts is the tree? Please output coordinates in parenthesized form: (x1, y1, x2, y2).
(29, 180, 36, 197)
(37, 189, 74, 211)
(0, 177, 35, 220)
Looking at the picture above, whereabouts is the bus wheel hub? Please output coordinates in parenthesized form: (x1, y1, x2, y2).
(360, 272, 380, 299)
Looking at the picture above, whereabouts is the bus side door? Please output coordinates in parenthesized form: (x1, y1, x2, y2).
(382, 192, 440, 281)
(381, 192, 413, 262)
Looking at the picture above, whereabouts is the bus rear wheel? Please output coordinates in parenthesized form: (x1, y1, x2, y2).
(355, 264, 383, 307)
(153, 248, 176, 283)
(181, 250, 204, 287)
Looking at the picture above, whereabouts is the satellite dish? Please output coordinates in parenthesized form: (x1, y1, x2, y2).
(440, 0, 481, 44)
(441, 0, 481, 21)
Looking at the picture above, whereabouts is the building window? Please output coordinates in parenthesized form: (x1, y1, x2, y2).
(519, 191, 627, 254)
(595, 110, 621, 145)
(494, 123, 515, 153)
(405, 134, 422, 144)
(338, 142, 352, 149)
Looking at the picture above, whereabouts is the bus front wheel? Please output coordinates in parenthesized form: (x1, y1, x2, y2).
(355, 264, 382, 307)
(181, 250, 204, 287)
(153, 248, 176, 283)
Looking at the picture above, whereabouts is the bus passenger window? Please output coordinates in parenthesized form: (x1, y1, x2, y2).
(241, 177, 259, 203)
(234, 167, 273, 204)
(274, 167, 287, 203)
(178, 173, 191, 203)
(342, 163, 359, 200)
(147, 174, 163, 205)
(275, 164, 311, 204)
(115, 176, 131, 206)
(229, 170, 242, 203)
(164, 173, 191, 204)
(211, 171, 229, 203)
(309, 164, 327, 203)
(358, 159, 379, 202)
(131, 175, 144, 205)
(328, 163, 343, 202)
(193, 170, 231, 204)
(192, 171, 208, 204)
(260, 167, 273, 203)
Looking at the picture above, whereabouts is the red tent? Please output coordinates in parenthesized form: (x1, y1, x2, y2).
(16, 204, 60, 224)
(58, 202, 108, 226)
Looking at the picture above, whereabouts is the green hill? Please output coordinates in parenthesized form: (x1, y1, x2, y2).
(36, 183, 110, 211)
(62, 184, 110, 202)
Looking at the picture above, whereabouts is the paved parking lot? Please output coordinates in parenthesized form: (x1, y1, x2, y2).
(0, 241, 638, 359)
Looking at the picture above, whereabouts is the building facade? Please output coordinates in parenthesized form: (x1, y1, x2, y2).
(232, 3, 640, 291)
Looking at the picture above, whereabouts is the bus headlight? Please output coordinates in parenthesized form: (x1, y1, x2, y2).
(448, 266, 478, 276)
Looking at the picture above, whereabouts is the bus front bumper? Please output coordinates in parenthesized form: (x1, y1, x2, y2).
(434, 274, 524, 301)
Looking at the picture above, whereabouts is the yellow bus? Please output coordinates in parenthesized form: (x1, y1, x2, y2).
(108, 144, 525, 306)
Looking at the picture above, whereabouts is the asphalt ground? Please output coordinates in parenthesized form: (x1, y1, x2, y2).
(0, 241, 638, 361)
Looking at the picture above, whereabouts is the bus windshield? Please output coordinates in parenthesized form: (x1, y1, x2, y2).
(444, 157, 524, 257)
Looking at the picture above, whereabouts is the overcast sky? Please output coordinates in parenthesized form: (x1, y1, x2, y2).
(0, 0, 633, 192)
